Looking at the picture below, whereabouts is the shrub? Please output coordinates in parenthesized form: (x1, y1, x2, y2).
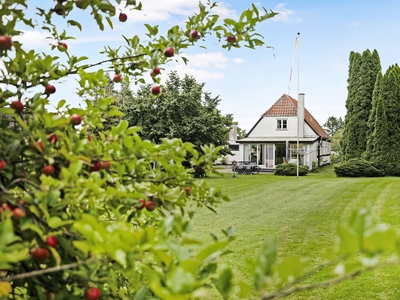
(334, 158, 384, 177)
(274, 163, 309, 176)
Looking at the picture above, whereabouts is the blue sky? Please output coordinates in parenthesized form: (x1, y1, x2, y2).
(12, 0, 400, 131)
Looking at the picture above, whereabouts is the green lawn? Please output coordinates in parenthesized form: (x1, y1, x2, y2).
(190, 165, 400, 299)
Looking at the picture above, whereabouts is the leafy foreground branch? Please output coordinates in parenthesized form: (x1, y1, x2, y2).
(1, 0, 400, 299)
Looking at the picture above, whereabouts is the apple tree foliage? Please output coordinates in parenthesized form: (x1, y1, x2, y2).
(122, 71, 234, 156)
(1, 1, 400, 299)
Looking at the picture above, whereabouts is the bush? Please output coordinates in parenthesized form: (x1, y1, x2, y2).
(334, 158, 384, 177)
(274, 163, 309, 176)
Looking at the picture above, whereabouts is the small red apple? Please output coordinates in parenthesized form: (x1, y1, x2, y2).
(146, 200, 156, 211)
(31, 247, 50, 261)
(150, 67, 161, 77)
(137, 199, 146, 210)
(164, 46, 174, 58)
(70, 114, 82, 126)
(58, 42, 68, 52)
(113, 74, 122, 82)
(0, 160, 6, 171)
(184, 187, 191, 196)
(30, 141, 44, 153)
(190, 30, 199, 40)
(227, 35, 236, 44)
(101, 161, 111, 169)
(10, 100, 24, 113)
(151, 85, 161, 96)
(13, 208, 26, 219)
(0, 36, 13, 51)
(46, 236, 58, 248)
(0, 204, 12, 214)
(119, 13, 127, 22)
(42, 165, 55, 176)
(85, 287, 101, 300)
(92, 161, 102, 172)
(87, 135, 93, 142)
(45, 84, 56, 95)
(47, 133, 58, 143)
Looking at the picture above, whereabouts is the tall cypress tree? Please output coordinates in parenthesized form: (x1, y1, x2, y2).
(369, 90, 391, 173)
(342, 49, 381, 160)
(342, 51, 362, 160)
(364, 72, 382, 160)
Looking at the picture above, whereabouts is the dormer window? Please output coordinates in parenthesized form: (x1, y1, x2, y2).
(277, 119, 287, 130)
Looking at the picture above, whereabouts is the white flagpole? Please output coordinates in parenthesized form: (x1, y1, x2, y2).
(296, 32, 300, 179)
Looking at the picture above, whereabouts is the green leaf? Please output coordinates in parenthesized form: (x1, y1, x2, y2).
(67, 20, 82, 31)
(48, 216, 73, 228)
(57, 99, 66, 109)
(336, 224, 359, 255)
(238, 280, 251, 299)
(166, 266, 195, 294)
(196, 241, 229, 262)
(214, 268, 233, 300)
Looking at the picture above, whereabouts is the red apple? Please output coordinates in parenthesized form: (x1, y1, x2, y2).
(85, 287, 101, 300)
(101, 161, 111, 169)
(10, 100, 24, 113)
(164, 46, 174, 58)
(45, 84, 56, 95)
(0, 204, 12, 214)
(70, 114, 82, 126)
(137, 199, 146, 210)
(113, 74, 122, 83)
(184, 187, 191, 196)
(58, 42, 68, 52)
(13, 208, 26, 219)
(190, 30, 199, 40)
(0, 36, 12, 51)
(151, 85, 161, 96)
(227, 35, 236, 44)
(46, 236, 58, 248)
(146, 200, 156, 212)
(31, 248, 50, 261)
(92, 161, 102, 172)
(0, 160, 6, 171)
(150, 67, 161, 77)
(87, 135, 93, 142)
(30, 141, 44, 153)
(119, 13, 127, 22)
(47, 133, 58, 143)
(42, 165, 55, 176)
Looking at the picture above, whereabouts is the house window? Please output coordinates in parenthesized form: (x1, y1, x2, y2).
(277, 119, 287, 130)
(229, 144, 239, 151)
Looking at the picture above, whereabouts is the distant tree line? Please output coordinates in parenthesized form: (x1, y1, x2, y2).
(341, 49, 400, 175)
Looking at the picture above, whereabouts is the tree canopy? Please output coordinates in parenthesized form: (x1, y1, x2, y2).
(323, 116, 344, 137)
(123, 71, 233, 153)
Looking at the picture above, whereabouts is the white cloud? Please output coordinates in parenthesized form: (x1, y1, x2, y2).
(117, 0, 236, 23)
(233, 57, 245, 64)
(168, 64, 225, 81)
(179, 52, 229, 68)
(272, 3, 293, 22)
(14, 30, 50, 48)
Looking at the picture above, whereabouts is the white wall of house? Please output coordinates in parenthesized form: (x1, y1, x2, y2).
(248, 116, 318, 138)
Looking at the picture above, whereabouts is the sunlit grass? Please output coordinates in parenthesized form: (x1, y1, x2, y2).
(190, 165, 400, 299)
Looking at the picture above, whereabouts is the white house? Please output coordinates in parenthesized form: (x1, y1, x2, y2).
(236, 94, 331, 170)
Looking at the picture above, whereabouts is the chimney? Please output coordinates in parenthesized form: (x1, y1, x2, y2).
(298, 93, 305, 138)
(229, 124, 238, 142)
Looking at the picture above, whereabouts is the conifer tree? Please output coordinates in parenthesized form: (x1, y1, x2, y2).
(342, 49, 381, 160)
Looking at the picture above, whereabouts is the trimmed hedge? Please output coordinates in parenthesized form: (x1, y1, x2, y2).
(334, 158, 384, 177)
(274, 163, 309, 176)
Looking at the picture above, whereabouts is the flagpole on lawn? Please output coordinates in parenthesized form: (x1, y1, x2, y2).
(296, 32, 300, 179)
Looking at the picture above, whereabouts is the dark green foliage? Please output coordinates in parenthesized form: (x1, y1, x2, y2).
(323, 116, 344, 136)
(334, 159, 384, 177)
(123, 71, 233, 150)
(342, 50, 381, 160)
(274, 163, 308, 176)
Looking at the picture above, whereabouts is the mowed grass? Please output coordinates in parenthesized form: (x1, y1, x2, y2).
(189, 165, 400, 299)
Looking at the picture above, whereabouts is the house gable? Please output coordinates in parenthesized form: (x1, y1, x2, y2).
(245, 94, 329, 139)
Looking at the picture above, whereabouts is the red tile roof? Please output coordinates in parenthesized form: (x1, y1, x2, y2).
(250, 94, 330, 139)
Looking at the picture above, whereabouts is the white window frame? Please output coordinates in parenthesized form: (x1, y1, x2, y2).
(277, 119, 288, 130)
